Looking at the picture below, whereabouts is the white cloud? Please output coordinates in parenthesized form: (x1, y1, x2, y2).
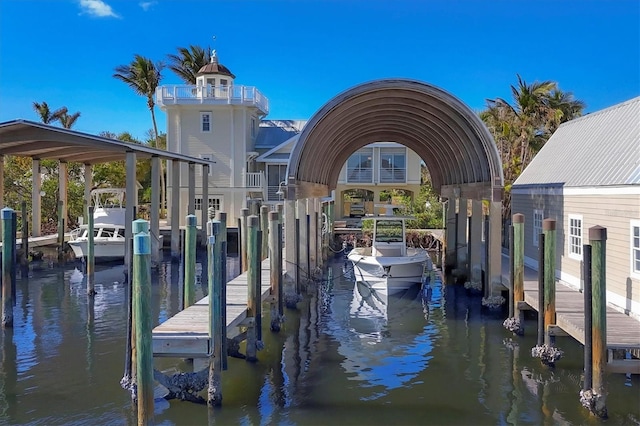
(139, 1, 157, 11)
(79, 0, 120, 18)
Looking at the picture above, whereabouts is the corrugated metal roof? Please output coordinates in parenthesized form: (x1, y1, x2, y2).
(513, 96, 640, 187)
(255, 120, 307, 149)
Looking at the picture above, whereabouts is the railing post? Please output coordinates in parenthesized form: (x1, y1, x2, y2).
(132, 219, 153, 424)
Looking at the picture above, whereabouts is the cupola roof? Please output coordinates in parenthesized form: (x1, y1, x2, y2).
(196, 50, 236, 79)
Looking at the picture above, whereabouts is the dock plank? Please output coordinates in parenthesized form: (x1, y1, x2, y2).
(152, 258, 273, 357)
(503, 255, 640, 350)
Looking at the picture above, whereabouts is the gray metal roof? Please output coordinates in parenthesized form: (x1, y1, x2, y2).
(514, 96, 640, 187)
(0, 120, 211, 165)
(255, 119, 306, 150)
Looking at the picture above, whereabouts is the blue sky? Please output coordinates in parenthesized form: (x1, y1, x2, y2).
(0, 0, 638, 141)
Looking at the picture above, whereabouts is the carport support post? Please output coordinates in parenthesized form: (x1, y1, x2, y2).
(57, 200, 64, 259)
(308, 199, 317, 272)
(31, 159, 42, 238)
(83, 163, 92, 219)
(201, 164, 209, 247)
(590, 225, 607, 418)
(542, 219, 556, 346)
(125, 151, 137, 270)
(20, 201, 28, 265)
(260, 205, 269, 260)
(150, 156, 160, 266)
(0, 155, 4, 213)
(170, 160, 180, 261)
(240, 208, 249, 273)
(59, 160, 68, 235)
(87, 206, 95, 295)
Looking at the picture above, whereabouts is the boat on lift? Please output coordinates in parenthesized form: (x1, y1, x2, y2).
(68, 188, 127, 262)
(347, 204, 431, 296)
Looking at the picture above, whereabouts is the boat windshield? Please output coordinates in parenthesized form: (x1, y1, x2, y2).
(374, 220, 404, 243)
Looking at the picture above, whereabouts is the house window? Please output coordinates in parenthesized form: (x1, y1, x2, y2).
(201, 112, 212, 133)
(632, 220, 640, 278)
(379, 148, 406, 183)
(251, 117, 256, 138)
(346, 149, 373, 183)
(194, 197, 221, 213)
(220, 79, 228, 87)
(533, 209, 543, 247)
(200, 154, 213, 176)
(568, 214, 583, 260)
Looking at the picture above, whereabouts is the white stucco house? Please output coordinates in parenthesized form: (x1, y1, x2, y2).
(511, 96, 640, 318)
(156, 51, 424, 228)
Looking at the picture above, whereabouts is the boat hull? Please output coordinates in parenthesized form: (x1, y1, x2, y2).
(348, 248, 429, 295)
(68, 239, 126, 262)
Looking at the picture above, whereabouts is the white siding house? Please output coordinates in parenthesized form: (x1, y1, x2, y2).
(511, 96, 640, 318)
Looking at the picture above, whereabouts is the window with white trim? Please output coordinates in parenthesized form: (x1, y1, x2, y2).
(533, 209, 543, 247)
(201, 112, 212, 133)
(568, 214, 583, 260)
(632, 220, 640, 278)
(194, 197, 222, 213)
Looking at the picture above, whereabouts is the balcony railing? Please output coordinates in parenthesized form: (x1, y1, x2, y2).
(379, 168, 406, 183)
(156, 84, 269, 115)
(346, 168, 373, 184)
(245, 172, 264, 189)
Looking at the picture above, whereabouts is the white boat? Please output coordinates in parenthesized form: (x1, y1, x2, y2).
(68, 188, 127, 262)
(347, 204, 431, 295)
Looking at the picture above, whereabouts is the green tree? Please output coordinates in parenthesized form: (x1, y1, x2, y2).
(113, 55, 166, 216)
(167, 45, 210, 84)
(58, 110, 81, 129)
(480, 74, 585, 218)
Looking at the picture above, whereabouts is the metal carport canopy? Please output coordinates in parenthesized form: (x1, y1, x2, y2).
(0, 119, 210, 165)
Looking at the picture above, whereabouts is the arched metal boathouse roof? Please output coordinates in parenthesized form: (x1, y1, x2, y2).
(287, 79, 504, 200)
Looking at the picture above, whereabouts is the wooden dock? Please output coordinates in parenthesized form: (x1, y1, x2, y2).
(501, 255, 640, 373)
(152, 258, 273, 358)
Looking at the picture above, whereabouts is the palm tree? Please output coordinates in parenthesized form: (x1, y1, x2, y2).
(58, 110, 81, 129)
(113, 55, 166, 216)
(33, 101, 67, 124)
(167, 45, 210, 84)
(481, 74, 585, 219)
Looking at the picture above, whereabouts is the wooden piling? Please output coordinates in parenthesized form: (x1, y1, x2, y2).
(2, 208, 14, 327)
(246, 215, 260, 362)
(537, 233, 545, 347)
(184, 214, 197, 309)
(20, 201, 28, 265)
(590, 225, 608, 418)
(260, 205, 269, 260)
(215, 211, 228, 370)
(269, 211, 283, 332)
(583, 244, 593, 391)
(256, 229, 263, 342)
(132, 219, 153, 424)
(57, 200, 64, 260)
(513, 214, 525, 322)
(294, 217, 301, 300)
(240, 208, 249, 273)
(508, 222, 514, 318)
(87, 205, 95, 296)
(207, 219, 223, 406)
(11, 211, 16, 303)
(542, 219, 556, 346)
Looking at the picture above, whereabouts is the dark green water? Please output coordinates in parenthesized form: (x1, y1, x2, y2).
(0, 253, 638, 425)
